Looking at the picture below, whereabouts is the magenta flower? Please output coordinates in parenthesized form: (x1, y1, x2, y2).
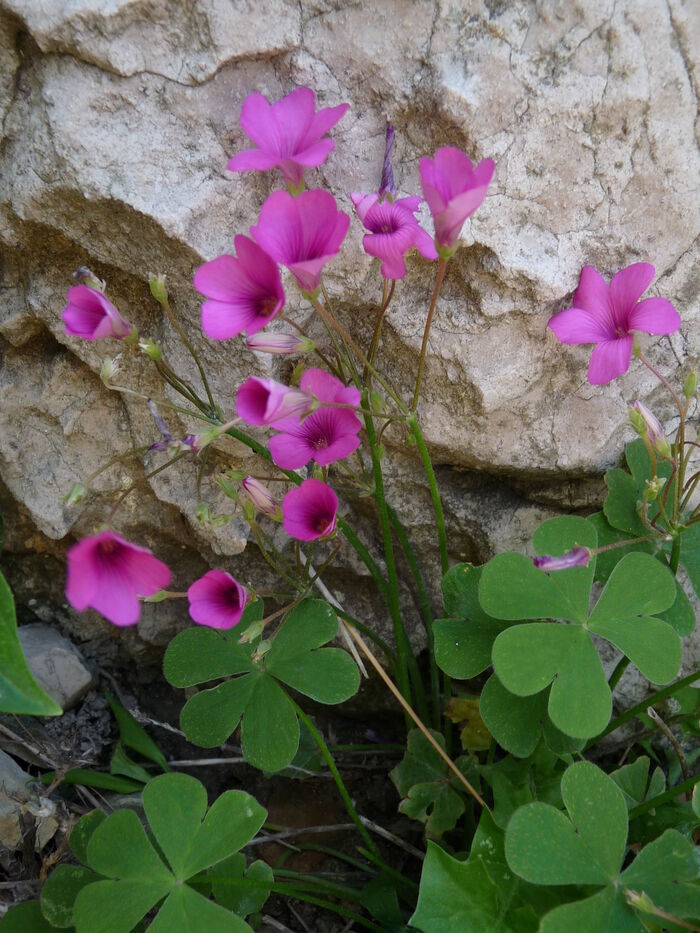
(548, 264, 682, 385)
(630, 401, 671, 458)
(246, 332, 314, 355)
(65, 530, 171, 627)
(533, 546, 590, 572)
(194, 235, 284, 340)
(227, 87, 349, 189)
(419, 147, 495, 250)
(351, 193, 437, 279)
(62, 285, 132, 340)
(251, 190, 350, 294)
(282, 479, 339, 542)
(241, 476, 282, 520)
(187, 569, 249, 630)
(236, 376, 312, 426)
(269, 368, 362, 469)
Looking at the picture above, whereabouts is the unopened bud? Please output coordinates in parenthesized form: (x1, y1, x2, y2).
(683, 371, 697, 399)
(642, 476, 666, 502)
(148, 273, 168, 304)
(63, 482, 88, 505)
(72, 266, 106, 292)
(139, 338, 163, 361)
(629, 401, 671, 458)
(533, 546, 590, 572)
(242, 476, 283, 520)
(143, 590, 168, 603)
(625, 889, 656, 914)
(217, 474, 240, 500)
(195, 503, 211, 524)
(246, 333, 315, 355)
(379, 124, 397, 200)
(100, 357, 119, 383)
(369, 391, 385, 414)
(252, 639, 273, 662)
(238, 617, 265, 645)
(242, 500, 257, 524)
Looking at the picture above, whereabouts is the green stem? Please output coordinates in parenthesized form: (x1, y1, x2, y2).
(161, 298, 216, 412)
(334, 607, 396, 663)
(273, 869, 365, 902)
(670, 535, 681, 574)
(628, 772, 700, 819)
(588, 669, 700, 746)
(270, 886, 383, 932)
(292, 702, 381, 860)
(608, 657, 631, 692)
(408, 415, 449, 575)
(388, 504, 440, 729)
(364, 402, 415, 714)
(412, 257, 448, 412)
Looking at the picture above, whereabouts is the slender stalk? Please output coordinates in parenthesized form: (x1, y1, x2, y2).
(365, 279, 395, 380)
(269, 887, 383, 932)
(408, 415, 449, 575)
(670, 535, 681, 574)
(637, 352, 685, 420)
(608, 656, 630, 692)
(292, 701, 381, 859)
(364, 401, 414, 712)
(161, 297, 216, 411)
(646, 706, 689, 782)
(411, 257, 447, 412)
(106, 452, 186, 522)
(343, 621, 488, 810)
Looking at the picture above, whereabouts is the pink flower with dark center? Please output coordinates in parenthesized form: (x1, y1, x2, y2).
(194, 235, 284, 340)
(228, 87, 349, 189)
(533, 546, 590, 572)
(251, 190, 350, 294)
(548, 264, 681, 385)
(65, 530, 171, 627)
(236, 376, 312, 426)
(269, 368, 362, 469)
(187, 569, 249, 630)
(282, 479, 339, 542)
(351, 193, 437, 279)
(419, 147, 495, 250)
(62, 285, 132, 340)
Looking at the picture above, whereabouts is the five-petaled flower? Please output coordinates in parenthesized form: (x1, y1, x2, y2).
(282, 478, 339, 542)
(187, 569, 249, 630)
(419, 147, 495, 250)
(62, 285, 132, 341)
(269, 368, 362, 469)
(65, 530, 171, 627)
(548, 263, 681, 385)
(351, 193, 437, 279)
(251, 189, 350, 295)
(228, 87, 348, 189)
(194, 235, 285, 340)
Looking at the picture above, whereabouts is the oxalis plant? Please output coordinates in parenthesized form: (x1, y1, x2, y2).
(3, 86, 699, 932)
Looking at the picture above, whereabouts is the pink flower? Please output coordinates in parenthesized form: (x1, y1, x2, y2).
(269, 368, 362, 469)
(228, 87, 348, 189)
(241, 476, 282, 520)
(62, 285, 132, 340)
(236, 376, 313, 426)
(251, 190, 350, 294)
(246, 332, 314, 355)
(419, 147, 495, 250)
(282, 479, 339, 541)
(65, 530, 171, 627)
(194, 235, 284, 340)
(548, 264, 681, 385)
(351, 193, 437, 279)
(533, 546, 590, 572)
(187, 569, 249, 630)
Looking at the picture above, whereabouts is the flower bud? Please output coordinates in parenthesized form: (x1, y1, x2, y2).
(242, 476, 283, 521)
(139, 338, 163, 361)
(533, 546, 590, 572)
(379, 124, 397, 200)
(369, 390, 385, 413)
(246, 333, 315, 355)
(238, 616, 265, 645)
(683, 371, 697, 399)
(72, 266, 106, 292)
(642, 476, 666, 502)
(100, 357, 119, 383)
(195, 502, 211, 524)
(148, 273, 168, 304)
(625, 890, 655, 914)
(252, 639, 273, 662)
(143, 589, 168, 603)
(63, 482, 88, 505)
(630, 401, 671, 458)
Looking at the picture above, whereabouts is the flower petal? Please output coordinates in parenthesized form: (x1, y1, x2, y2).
(305, 102, 349, 142)
(628, 297, 681, 335)
(238, 92, 279, 151)
(587, 336, 634, 385)
(548, 306, 611, 344)
(227, 148, 281, 173)
(269, 432, 314, 469)
(290, 137, 335, 168)
(609, 262, 655, 320)
(201, 300, 258, 340)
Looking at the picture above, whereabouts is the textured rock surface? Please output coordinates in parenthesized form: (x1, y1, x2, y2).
(0, 1, 698, 662)
(17, 623, 95, 710)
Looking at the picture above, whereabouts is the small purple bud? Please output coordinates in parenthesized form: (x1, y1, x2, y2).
(246, 332, 315, 355)
(379, 124, 397, 199)
(241, 476, 282, 520)
(533, 546, 590, 572)
(629, 401, 671, 458)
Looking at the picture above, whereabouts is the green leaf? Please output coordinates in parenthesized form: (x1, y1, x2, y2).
(588, 512, 653, 584)
(180, 673, 259, 748)
(621, 829, 700, 918)
(266, 599, 338, 659)
(538, 887, 637, 933)
(109, 743, 152, 785)
(211, 855, 273, 918)
(492, 624, 580, 696)
(588, 552, 677, 625)
(0, 571, 62, 716)
(560, 761, 627, 878)
(434, 617, 509, 679)
(679, 522, 700, 600)
(442, 563, 492, 620)
(147, 883, 253, 932)
(241, 675, 299, 773)
(589, 614, 681, 684)
(41, 769, 144, 794)
(267, 646, 360, 704)
(85, 809, 173, 885)
(107, 695, 168, 771)
(693, 784, 700, 818)
(40, 864, 96, 928)
(479, 554, 580, 622)
(180, 789, 266, 879)
(660, 578, 696, 636)
(610, 757, 665, 810)
(604, 467, 646, 535)
(142, 773, 208, 879)
(479, 675, 548, 758)
(532, 516, 597, 619)
(75, 878, 171, 933)
(1, 900, 58, 932)
(70, 810, 107, 864)
(163, 627, 254, 688)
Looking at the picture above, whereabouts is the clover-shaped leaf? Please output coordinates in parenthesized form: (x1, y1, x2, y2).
(165, 599, 359, 772)
(210, 854, 273, 919)
(72, 773, 265, 933)
(603, 438, 674, 536)
(610, 756, 665, 810)
(481, 518, 680, 739)
(505, 761, 700, 932)
(390, 729, 478, 837)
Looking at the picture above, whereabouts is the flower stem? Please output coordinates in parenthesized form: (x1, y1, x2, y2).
(161, 297, 216, 412)
(365, 279, 395, 381)
(411, 257, 448, 412)
(670, 534, 682, 574)
(608, 656, 630, 692)
(291, 701, 381, 859)
(408, 415, 449, 575)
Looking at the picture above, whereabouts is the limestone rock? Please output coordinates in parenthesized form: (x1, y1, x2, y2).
(17, 623, 95, 710)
